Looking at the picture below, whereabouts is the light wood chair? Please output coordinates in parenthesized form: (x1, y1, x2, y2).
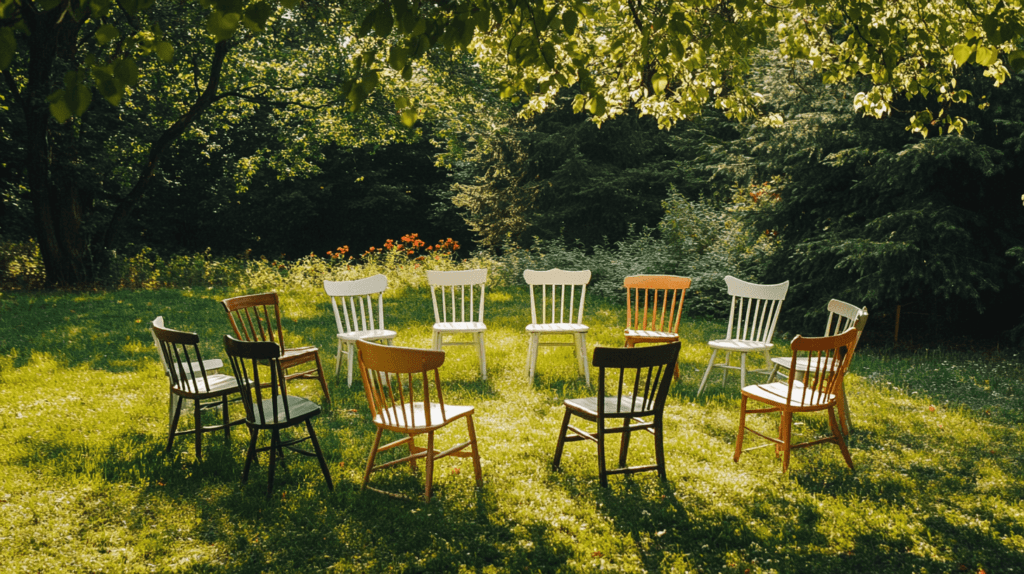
(553, 342, 680, 487)
(151, 316, 226, 439)
(151, 321, 244, 461)
(734, 328, 858, 472)
(221, 292, 331, 404)
(356, 340, 483, 502)
(426, 269, 488, 380)
(524, 268, 592, 386)
(768, 301, 869, 435)
(623, 275, 692, 379)
(697, 276, 789, 396)
(224, 336, 333, 497)
(323, 275, 397, 387)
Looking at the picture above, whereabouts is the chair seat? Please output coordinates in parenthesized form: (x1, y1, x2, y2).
(433, 321, 486, 333)
(771, 356, 834, 373)
(741, 381, 836, 409)
(565, 395, 655, 417)
(338, 329, 398, 343)
(708, 338, 773, 352)
(624, 329, 678, 341)
(526, 322, 589, 334)
(252, 395, 321, 427)
(374, 402, 475, 431)
(171, 373, 239, 397)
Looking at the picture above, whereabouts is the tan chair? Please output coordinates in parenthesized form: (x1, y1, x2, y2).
(323, 275, 398, 388)
(426, 269, 488, 380)
(221, 292, 331, 404)
(553, 342, 680, 487)
(768, 300, 869, 435)
(623, 275, 692, 379)
(733, 328, 858, 472)
(697, 276, 789, 396)
(524, 268, 592, 385)
(224, 336, 333, 497)
(356, 340, 483, 502)
(151, 321, 244, 461)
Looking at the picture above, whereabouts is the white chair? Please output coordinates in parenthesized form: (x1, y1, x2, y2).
(697, 276, 790, 396)
(323, 275, 397, 387)
(427, 269, 488, 380)
(524, 268, 592, 386)
(767, 300, 869, 435)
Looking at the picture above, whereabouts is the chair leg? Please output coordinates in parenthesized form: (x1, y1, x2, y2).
(739, 352, 747, 389)
(780, 412, 793, 472)
(527, 334, 539, 385)
(618, 418, 631, 469)
(734, 396, 748, 463)
(697, 349, 718, 396)
(654, 416, 667, 480)
(828, 406, 855, 470)
(313, 352, 331, 405)
(466, 414, 483, 486)
(597, 418, 608, 488)
(167, 394, 184, 453)
(363, 427, 384, 491)
(722, 351, 731, 386)
(242, 427, 258, 483)
(306, 420, 334, 490)
(839, 382, 853, 436)
(346, 342, 356, 388)
(477, 333, 487, 381)
(767, 363, 781, 384)
(552, 408, 573, 470)
(432, 332, 443, 351)
(424, 431, 436, 502)
(194, 398, 204, 461)
(578, 333, 590, 386)
(267, 429, 280, 497)
(221, 396, 232, 444)
(334, 340, 343, 376)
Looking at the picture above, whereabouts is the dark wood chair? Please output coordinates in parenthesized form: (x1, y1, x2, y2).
(356, 340, 483, 502)
(151, 321, 245, 461)
(223, 336, 333, 497)
(623, 275, 692, 379)
(221, 292, 331, 405)
(553, 342, 680, 487)
(734, 328, 858, 472)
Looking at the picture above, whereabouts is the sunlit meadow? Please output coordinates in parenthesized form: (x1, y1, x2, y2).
(1, 245, 1022, 573)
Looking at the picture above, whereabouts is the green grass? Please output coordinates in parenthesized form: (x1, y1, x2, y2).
(1, 285, 1022, 573)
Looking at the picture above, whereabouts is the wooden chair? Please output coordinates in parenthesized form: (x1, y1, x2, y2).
(221, 292, 331, 404)
(356, 340, 483, 502)
(223, 336, 333, 497)
(767, 300, 869, 435)
(426, 269, 488, 380)
(524, 268, 592, 386)
(553, 342, 680, 487)
(623, 275, 692, 379)
(697, 276, 790, 396)
(733, 328, 858, 472)
(151, 321, 244, 461)
(151, 316, 226, 434)
(323, 275, 397, 388)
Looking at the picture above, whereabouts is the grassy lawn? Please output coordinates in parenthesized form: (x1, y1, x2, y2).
(1, 284, 1022, 573)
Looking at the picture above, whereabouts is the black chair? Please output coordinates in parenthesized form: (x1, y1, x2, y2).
(151, 321, 244, 461)
(553, 342, 680, 487)
(224, 336, 333, 497)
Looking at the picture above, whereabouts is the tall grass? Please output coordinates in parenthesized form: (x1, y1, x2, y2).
(1, 251, 1022, 573)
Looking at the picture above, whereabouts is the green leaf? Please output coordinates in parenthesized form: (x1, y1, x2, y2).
(388, 47, 409, 71)
(0, 27, 15, 71)
(562, 10, 578, 35)
(401, 64, 413, 80)
(207, 11, 240, 42)
(93, 67, 122, 105)
(374, 6, 394, 37)
(540, 42, 556, 70)
(952, 43, 974, 66)
(242, 1, 274, 32)
(1008, 51, 1024, 72)
(651, 73, 668, 95)
(114, 57, 139, 87)
(975, 44, 998, 66)
(48, 90, 72, 123)
(95, 23, 119, 45)
(587, 94, 606, 116)
(361, 69, 379, 94)
(358, 9, 375, 37)
(154, 41, 174, 62)
(400, 108, 418, 127)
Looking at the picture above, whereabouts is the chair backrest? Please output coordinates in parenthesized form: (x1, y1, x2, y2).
(323, 275, 388, 335)
(221, 292, 288, 348)
(824, 299, 869, 343)
(592, 342, 680, 417)
(783, 328, 858, 408)
(426, 269, 487, 324)
(624, 275, 692, 334)
(523, 268, 592, 325)
(150, 316, 171, 374)
(151, 322, 215, 394)
(224, 335, 289, 425)
(356, 340, 449, 428)
(722, 275, 790, 344)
